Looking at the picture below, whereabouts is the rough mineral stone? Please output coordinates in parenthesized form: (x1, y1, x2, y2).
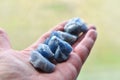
(54, 37, 72, 62)
(47, 36, 59, 53)
(57, 36, 72, 55)
(47, 36, 72, 54)
(37, 44, 54, 60)
(44, 31, 61, 45)
(54, 46, 69, 62)
(44, 31, 77, 45)
(30, 51, 55, 73)
(46, 36, 72, 62)
(64, 17, 88, 36)
(56, 31, 77, 44)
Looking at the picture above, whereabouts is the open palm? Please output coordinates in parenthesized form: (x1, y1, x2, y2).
(0, 21, 97, 80)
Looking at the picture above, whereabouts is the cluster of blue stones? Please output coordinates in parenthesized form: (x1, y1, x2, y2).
(30, 17, 88, 73)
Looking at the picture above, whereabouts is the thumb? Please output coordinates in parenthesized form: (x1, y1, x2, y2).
(0, 28, 11, 51)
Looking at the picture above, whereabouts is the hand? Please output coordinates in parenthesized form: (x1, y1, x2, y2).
(0, 21, 97, 80)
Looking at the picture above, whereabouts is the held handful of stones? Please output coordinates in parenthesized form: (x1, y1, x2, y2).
(30, 17, 88, 73)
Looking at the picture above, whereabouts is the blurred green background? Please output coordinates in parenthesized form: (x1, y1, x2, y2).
(0, 0, 120, 80)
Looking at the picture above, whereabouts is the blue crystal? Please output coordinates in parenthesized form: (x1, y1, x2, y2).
(36, 44, 54, 60)
(44, 31, 77, 45)
(57, 31, 77, 44)
(80, 23, 88, 33)
(44, 31, 61, 45)
(30, 51, 55, 73)
(64, 17, 88, 35)
(57, 37, 72, 55)
(47, 36, 72, 54)
(47, 36, 59, 53)
(54, 46, 68, 62)
(48, 36, 73, 62)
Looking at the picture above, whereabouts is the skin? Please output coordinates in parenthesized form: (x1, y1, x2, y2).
(0, 21, 97, 80)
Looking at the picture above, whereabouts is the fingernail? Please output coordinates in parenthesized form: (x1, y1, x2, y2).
(88, 24, 96, 30)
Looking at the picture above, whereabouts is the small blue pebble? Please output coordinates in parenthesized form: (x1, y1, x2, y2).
(64, 17, 88, 36)
(37, 44, 54, 60)
(44, 31, 77, 45)
(54, 46, 69, 62)
(44, 31, 61, 45)
(49, 36, 72, 62)
(30, 51, 55, 73)
(47, 36, 59, 53)
(80, 23, 88, 33)
(57, 37, 72, 55)
(57, 31, 78, 44)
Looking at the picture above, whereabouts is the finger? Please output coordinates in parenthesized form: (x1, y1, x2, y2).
(0, 28, 11, 51)
(73, 29, 97, 64)
(22, 21, 67, 53)
(53, 53, 82, 80)
(53, 29, 97, 80)
(72, 25, 96, 48)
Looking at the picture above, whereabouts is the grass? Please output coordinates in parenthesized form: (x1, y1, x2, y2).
(0, 0, 120, 80)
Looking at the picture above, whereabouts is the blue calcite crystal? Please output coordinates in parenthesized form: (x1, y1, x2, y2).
(30, 51, 55, 73)
(37, 44, 54, 60)
(54, 46, 68, 62)
(44, 31, 77, 45)
(64, 17, 88, 36)
(57, 31, 77, 44)
(44, 31, 60, 45)
(57, 36, 72, 55)
(47, 36, 72, 54)
(54, 37, 72, 62)
(47, 36, 59, 53)
(47, 36, 72, 62)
